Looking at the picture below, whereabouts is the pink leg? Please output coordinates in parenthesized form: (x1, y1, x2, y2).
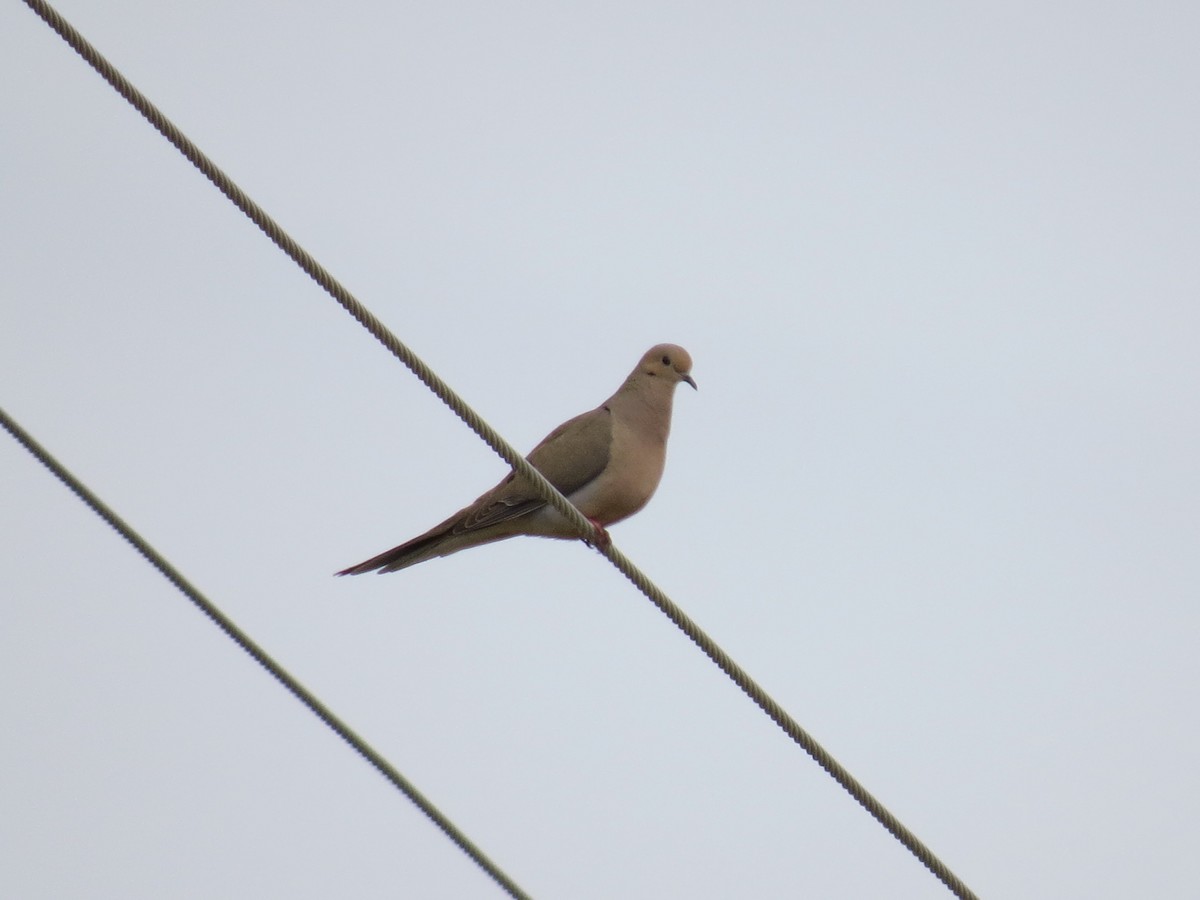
(585, 518, 611, 549)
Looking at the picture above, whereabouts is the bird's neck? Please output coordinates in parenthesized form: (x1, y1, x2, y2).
(617, 383, 675, 443)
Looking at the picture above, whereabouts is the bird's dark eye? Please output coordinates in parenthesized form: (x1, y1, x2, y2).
(661, 355, 671, 365)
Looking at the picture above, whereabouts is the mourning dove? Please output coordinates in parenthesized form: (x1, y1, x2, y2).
(337, 343, 696, 575)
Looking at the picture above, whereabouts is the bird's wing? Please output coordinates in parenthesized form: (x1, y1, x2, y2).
(451, 406, 613, 533)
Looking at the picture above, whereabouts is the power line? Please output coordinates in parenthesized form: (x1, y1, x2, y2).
(18, 2, 979, 897)
(0, 405, 533, 900)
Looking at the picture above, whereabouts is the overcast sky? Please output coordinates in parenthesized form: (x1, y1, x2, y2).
(3, 1, 1199, 897)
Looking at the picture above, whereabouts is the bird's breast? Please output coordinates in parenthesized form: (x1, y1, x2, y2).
(568, 414, 667, 526)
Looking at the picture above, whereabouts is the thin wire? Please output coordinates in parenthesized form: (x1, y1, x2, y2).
(0, 406, 533, 900)
(19, 2, 978, 897)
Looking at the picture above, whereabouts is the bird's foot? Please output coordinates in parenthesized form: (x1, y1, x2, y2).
(584, 518, 611, 550)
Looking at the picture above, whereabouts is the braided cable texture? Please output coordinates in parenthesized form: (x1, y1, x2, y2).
(20, 3, 978, 897)
(1, 405, 534, 900)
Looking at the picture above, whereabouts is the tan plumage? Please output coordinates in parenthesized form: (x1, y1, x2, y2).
(337, 343, 696, 575)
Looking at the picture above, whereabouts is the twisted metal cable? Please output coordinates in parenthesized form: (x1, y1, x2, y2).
(0, 405, 532, 900)
(18, 0, 597, 546)
(19, 2, 979, 897)
(601, 543, 978, 898)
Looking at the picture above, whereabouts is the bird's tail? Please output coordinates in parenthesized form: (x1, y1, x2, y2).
(335, 529, 452, 576)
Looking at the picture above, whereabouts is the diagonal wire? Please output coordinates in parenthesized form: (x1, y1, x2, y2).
(18, 2, 979, 898)
(0, 405, 533, 900)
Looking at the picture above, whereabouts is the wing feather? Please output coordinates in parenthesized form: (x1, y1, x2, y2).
(450, 406, 613, 534)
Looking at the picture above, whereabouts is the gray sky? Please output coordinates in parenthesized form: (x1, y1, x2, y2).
(3, 1, 1198, 897)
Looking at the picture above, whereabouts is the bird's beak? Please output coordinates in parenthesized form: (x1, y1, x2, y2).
(683, 374, 697, 390)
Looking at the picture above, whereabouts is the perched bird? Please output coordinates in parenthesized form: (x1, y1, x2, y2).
(337, 343, 696, 575)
